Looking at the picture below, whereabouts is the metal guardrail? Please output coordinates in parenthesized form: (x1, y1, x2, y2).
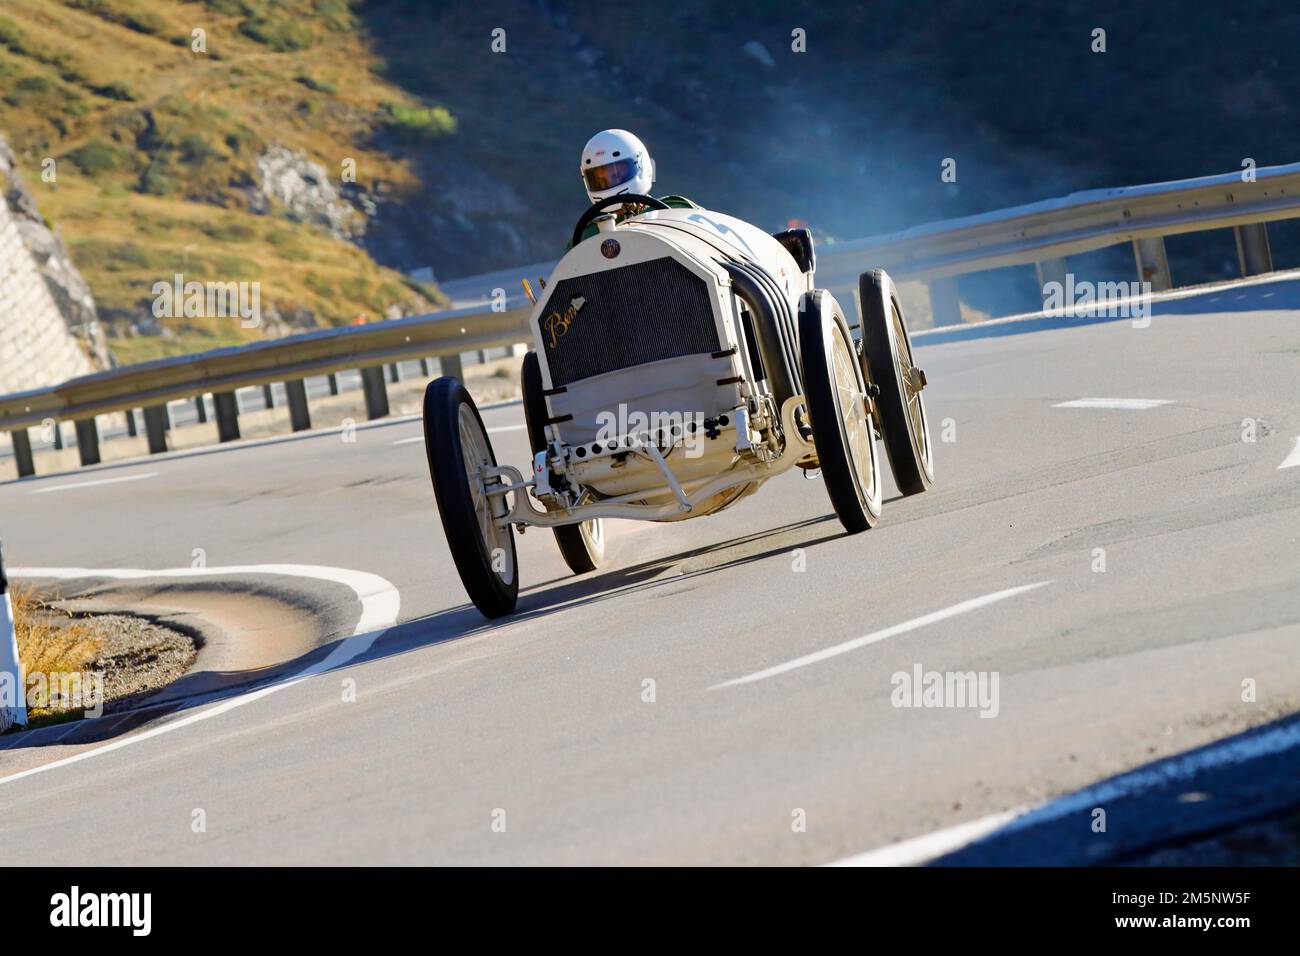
(814, 161, 1300, 319)
(1, 301, 529, 475)
(3, 162, 1299, 478)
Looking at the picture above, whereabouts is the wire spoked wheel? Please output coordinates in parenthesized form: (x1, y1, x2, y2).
(423, 376, 518, 618)
(798, 290, 883, 532)
(521, 351, 605, 574)
(859, 268, 934, 496)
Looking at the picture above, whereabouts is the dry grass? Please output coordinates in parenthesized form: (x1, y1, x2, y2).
(11, 586, 103, 719)
(0, 0, 453, 361)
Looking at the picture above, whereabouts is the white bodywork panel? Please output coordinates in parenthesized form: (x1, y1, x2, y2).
(525, 206, 807, 508)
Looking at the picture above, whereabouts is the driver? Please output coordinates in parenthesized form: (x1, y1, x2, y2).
(575, 129, 697, 244)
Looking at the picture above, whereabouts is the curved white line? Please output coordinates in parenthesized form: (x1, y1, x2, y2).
(0, 564, 400, 787)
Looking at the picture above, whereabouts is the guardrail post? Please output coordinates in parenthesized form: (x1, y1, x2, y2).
(262, 383, 276, 409)
(125, 408, 138, 438)
(10, 430, 34, 478)
(439, 352, 464, 380)
(927, 277, 962, 327)
(285, 379, 311, 432)
(213, 391, 240, 442)
(1234, 223, 1273, 276)
(1035, 257, 1069, 307)
(360, 366, 390, 420)
(51, 422, 63, 450)
(74, 419, 100, 467)
(327, 373, 340, 396)
(194, 394, 208, 424)
(1133, 237, 1172, 291)
(387, 363, 403, 384)
(419, 358, 432, 377)
(142, 406, 169, 454)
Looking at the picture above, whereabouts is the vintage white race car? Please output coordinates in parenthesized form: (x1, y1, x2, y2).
(422, 195, 933, 618)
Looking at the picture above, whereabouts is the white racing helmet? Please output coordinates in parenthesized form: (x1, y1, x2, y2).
(580, 129, 655, 203)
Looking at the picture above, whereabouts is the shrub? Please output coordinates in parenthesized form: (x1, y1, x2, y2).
(200, 220, 256, 242)
(89, 81, 137, 102)
(304, 272, 334, 298)
(381, 102, 457, 143)
(178, 133, 223, 165)
(295, 73, 336, 94)
(314, 0, 354, 32)
(65, 1, 165, 36)
(139, 166, 180, 196)
(16, 74, 53, 93)
(239, 16, 312, 52)
(0, 16, 29, 52)
(69, 139, 123, 175)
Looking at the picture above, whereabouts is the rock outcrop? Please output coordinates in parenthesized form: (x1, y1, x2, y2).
(253, 145, 367, 242)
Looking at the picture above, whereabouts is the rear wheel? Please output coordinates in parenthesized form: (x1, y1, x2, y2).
(423, 376, 518, 618)
(521, 352, 605, 574)
(859, 269, 934, 495)
(798, 291, 883, 533)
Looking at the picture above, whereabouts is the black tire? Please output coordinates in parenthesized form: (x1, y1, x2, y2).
(798, 291, 883, 533)
(859, 269, 934, 496)
(423, 376, 518, 618)
(521, 352, 605, 574)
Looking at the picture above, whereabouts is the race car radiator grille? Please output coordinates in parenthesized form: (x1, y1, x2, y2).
(538, 257, 719, 387)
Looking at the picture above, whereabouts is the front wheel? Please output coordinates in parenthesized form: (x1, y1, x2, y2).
(799, 290, 883, 533)
(859, 269, 934, 495)
(423, 376, 518, 618)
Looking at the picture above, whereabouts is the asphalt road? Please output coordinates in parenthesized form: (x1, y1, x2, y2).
(1, 278, 1298, 864)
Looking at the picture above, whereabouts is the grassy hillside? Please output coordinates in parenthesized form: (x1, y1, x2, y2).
(0, 0, 449, 362)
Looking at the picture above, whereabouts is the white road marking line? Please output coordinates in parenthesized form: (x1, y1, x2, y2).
(1052, 398, 1173, 410)
(1279, 438, 1300, 470)
(0, 564, 400, 788)
(391, 436, 424, 445)
(827, 808, 1029, 867)
(826, 715, 1300, 866)
(709, 581, 1052, 690)
(28, 472, 158, 494)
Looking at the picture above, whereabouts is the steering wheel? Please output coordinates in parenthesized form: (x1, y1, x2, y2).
(571, 194, 669, 248)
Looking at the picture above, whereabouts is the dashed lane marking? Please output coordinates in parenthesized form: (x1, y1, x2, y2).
(1052, 398, 1173, 410)
(709, 581, 1052, 690)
